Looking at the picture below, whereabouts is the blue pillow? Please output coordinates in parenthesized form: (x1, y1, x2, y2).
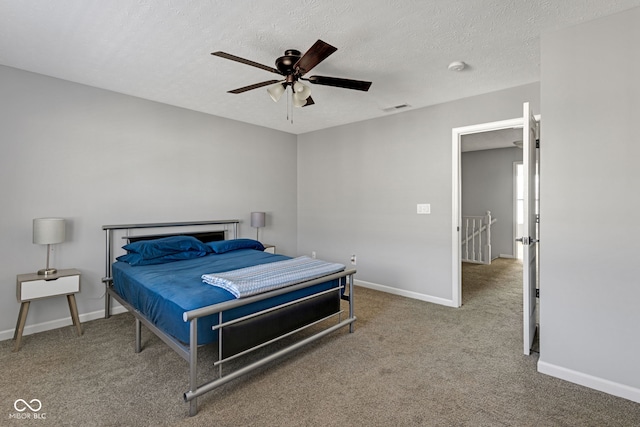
(123, 235, 212, 259)
(117, 251, 208, 266)
(206, 239, 265, 254)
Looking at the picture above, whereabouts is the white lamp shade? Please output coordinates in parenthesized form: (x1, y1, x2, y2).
(33, 218, 66, 245)
(293, 82, 311, 99)
(267, 84, 285, 102)
(250, 212, 266, 228)
(292, 92, 308, 108)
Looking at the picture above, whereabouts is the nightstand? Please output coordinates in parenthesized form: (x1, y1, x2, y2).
(14, 268, 83, 352)
(263, 244, 275, 254)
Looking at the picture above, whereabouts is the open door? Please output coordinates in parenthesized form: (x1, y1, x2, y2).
(520, 102, 539, 355)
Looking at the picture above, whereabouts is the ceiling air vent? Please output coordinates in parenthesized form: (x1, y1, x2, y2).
(382, 103, 411, 113)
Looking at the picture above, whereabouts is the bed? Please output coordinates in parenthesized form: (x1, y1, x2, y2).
(102, 220, 356, 416)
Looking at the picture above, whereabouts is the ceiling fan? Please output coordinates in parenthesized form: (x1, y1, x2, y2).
(211, 39, 372, 107)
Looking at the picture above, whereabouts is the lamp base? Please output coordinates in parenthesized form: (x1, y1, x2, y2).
(37, 268, 57, 276)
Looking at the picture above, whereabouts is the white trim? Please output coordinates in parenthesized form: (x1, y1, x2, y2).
(355, 280, 458, 308)
(513, 160, 523, 260)
(538, 361, 640, 404)
(451, 128, 461, 307)
(0, 303, 128, 342)
(452, 117, 524, 307)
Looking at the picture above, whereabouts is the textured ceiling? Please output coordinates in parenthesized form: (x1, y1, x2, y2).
(1, 0, 639, 134)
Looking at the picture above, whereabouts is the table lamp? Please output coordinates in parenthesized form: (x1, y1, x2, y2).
(250, 212, 265, 241)
(33, 218, 66, 276)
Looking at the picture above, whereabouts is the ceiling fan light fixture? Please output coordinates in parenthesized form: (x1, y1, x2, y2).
(293, 81, 312, 99)
(267, 83, 285, 102)
(292, 92, 308, 108)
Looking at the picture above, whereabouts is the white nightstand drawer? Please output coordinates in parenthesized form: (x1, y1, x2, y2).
(20, 275, 80, 301)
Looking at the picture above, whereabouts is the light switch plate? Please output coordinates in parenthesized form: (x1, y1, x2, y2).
(417, 203, 431, 214)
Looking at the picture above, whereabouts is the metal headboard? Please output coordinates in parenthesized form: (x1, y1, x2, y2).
(101, 219, 240, 316)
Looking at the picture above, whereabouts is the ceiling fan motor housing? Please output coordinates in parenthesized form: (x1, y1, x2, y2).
(276, 49, 302, 77)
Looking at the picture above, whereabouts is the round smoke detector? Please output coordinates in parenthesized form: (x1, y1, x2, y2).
(448, 61, 466, 71)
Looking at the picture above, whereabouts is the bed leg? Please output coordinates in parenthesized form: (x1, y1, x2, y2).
(104, 228, 112, 319)
(135, 318, 142, 353)
(188, 318, 199, 416)
(104, 287, 111, 319)
(348, 273, 355, 333)
(189, 399, 198, 417)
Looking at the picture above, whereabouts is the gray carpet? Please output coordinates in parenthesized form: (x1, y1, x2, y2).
(2, 258, 639, 426)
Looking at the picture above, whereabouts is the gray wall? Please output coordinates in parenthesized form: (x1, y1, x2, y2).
(539, 8, 640, 399)
(461, 147, 523, 258)
(297, 83, 539, 303)
(0, 65, 298, 339)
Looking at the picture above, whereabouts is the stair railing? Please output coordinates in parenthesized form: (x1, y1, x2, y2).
(461, 211, 497, 264)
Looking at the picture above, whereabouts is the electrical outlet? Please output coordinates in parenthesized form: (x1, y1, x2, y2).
(350, 254, 357, 265)
(311, 251, 316, 259)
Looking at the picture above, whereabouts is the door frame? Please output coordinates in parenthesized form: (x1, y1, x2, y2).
(451, 116, 538, 307)
(521, 102, 539, 355)
(513, 161, 523, 260)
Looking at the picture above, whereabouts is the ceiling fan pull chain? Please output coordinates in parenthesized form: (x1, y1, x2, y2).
(287, 85, 293, 124)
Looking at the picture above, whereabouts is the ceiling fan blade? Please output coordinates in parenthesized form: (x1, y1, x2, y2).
(293, 40, 337, 75)
(307, 75, 372, 91)
(305, 76, 371, 92)
(228, 80, 282, 94)
(211, 51, 281, 75)
(303, 96, 315, 107)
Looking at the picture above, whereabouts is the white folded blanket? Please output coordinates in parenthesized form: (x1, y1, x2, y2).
(202, 256, 346, 298)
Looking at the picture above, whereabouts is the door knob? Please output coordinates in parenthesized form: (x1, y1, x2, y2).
(516, 237, 539, 244)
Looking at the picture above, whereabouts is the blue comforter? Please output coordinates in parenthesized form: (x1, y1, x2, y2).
(112, 249, 338, 345)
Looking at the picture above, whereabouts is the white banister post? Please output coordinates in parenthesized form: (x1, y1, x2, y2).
(478, 217, 483, 262)
(485, 210, 492, 264)
(471, 218, 476, 261)
(464, 218, 469, 260)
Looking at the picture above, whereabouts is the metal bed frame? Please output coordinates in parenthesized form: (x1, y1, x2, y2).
(102, 220, 356, 416)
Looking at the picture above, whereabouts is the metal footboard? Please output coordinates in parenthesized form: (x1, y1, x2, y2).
(182, 269, 356, 416)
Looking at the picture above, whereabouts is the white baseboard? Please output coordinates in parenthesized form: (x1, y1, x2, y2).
(538, 360, 640, 404)
(498, 254, 516, 259)
(0, 303, 128, 342)
(355, 279, 458, 308)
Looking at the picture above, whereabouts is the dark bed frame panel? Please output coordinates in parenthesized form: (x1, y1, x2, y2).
(221, 291, 340, 358)
(101, 220, 356, 417)
(126, 230, 226, 244)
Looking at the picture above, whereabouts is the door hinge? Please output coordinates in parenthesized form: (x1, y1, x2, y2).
(536, 139, 540, 149)
(536, 288, 540, 298)
(536, 214, 540, 224)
